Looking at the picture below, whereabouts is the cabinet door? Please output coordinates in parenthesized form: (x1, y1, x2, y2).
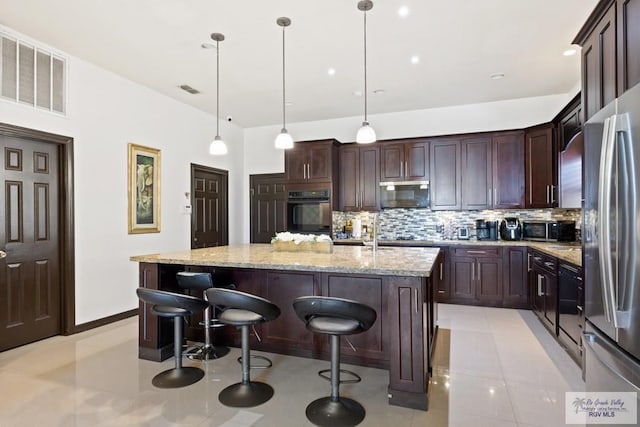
(493, 132, 525, 209)
(543, 270, 558, 333)
(359, 145, 380, 210)
(430, 139, 461, 210)
(617, 0, 640, 95)
(308, 144, 332, 182)
(450, 256, 475, 301)
(525, 126, 555, 208)
(405, 141, 430, 181)
(461, 137, 492, 210)
(284, 148, 307, 182)
(475, 257, 503, 304)
(380, 143, 405, 182)
(339, 146, 360, 211)
(434, 249, 449, 302)
(582, 3, 617, 120)
(503, 247, 528, 308)
(250, 174, 287, 243)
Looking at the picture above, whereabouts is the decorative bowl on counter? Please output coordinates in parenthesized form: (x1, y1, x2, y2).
(271, 232, 333, 254)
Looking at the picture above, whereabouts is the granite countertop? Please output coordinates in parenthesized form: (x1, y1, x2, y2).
(334, 238, 582, 266)
(130, 244, 441, 277)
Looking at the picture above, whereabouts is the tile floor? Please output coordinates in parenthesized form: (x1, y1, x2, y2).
(0, 304, 584, 426)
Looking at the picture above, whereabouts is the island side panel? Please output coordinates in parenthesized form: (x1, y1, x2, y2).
(387, 275, 429, 410)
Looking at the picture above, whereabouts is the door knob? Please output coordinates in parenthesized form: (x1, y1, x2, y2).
(0, 250, 6, 259)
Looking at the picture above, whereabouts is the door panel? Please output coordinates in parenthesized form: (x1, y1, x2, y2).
(191, 165, 228, 248)
(1, 135, 61, 351)
(250, 173, 286, 243)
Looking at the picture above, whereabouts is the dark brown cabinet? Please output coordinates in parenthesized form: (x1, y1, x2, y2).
(617, 0, 640, 95)
(530, 249, 558, 334)
(339, 144, 380, 211)
(450, 247, 503, 306)
(380, 139, 430, 182)
(434, 247, 449, 302)
(285, 139, 338, 183)
(430, 138, 461, 210)
(502, 246, 528, 308)
(525, 124, 556, 208)
(461, 136, 492, 210)
(557, 262, 585, 366)
(493, 132, 525, 209)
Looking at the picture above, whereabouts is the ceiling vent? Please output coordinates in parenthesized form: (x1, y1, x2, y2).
(179, 84, 200, 95)
(1, 31, 66, 114)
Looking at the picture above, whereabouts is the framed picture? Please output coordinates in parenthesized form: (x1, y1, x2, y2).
(128, 143, 161, 234)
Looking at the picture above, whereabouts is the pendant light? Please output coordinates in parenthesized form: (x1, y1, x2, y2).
(275, 17, 294, 149)
(356, 0, 376, 144)
(209, 33, 228, 155)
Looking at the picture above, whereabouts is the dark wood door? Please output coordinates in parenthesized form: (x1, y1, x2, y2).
(359, 145, 380, 211)
(308, 144, 332, 182)
(285, 140, 335, 183)
(434, 248, 449, 301)
(405, 141, 430, 181)
(543, 269, 558, 333)
(339, 145, 379, 211)
(191, 165, 228, 249)
(1, 135, 61, 351)
(617, 0, 640, 95)
(525, 125, 555, 208)
(503, 247, 528, 308)
(430, 139, 461, 210)
(380, 143, 404, 182)
(339, 145, 359, 211)
(475, 257, 503, 304)
(250, 173, 286, 243)
(493, 132, 525, 209)
(450, 256, 475, 301)
(284, 147, 307, 182)
(461, 136, 492, 210)
(582, 3, 617, 120)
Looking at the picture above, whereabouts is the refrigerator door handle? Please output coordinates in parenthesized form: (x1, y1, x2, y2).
(597, 116, 616, 325)
(614, 113, 635, 329)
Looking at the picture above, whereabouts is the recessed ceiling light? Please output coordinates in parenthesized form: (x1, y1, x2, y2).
(490, 73, 505, 80)
(563, 48, 577, 56)
(398, 6, 410, 17)
(353, 90, 363, 97)
(328, 68, 336, 76)
(410, 55, 420, 64)
(373, 89, 385, 94)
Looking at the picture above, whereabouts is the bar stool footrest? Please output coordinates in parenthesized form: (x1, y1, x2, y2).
(318, 368, 362, 384)
(237, 354, 272, 369)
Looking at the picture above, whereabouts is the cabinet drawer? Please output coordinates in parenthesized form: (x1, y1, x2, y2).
(531, 251, 557, 271)
(453, 247, 501, 257)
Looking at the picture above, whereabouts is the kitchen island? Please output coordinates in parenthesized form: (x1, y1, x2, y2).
(131, 244, 441, 410)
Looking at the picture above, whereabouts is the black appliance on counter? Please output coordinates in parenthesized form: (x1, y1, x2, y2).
(522, 220, 576, 242)
(476, 220, 498, 241)
(499, 217, 522, 241)
(286, 189, 331, 235)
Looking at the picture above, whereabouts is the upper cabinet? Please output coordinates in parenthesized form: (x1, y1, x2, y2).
(430, 138, 462, 210)
(460, 136, 492, 210)
(380, 139, 430, 182)
(525, 124, 556, 208)
(575, 0, 640, 120)
(284, 139, 338, 184)
(339, 145, 380, 211)
(492, 132, 525, 209)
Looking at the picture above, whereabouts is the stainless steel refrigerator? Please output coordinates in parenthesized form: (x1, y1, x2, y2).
(583, 82, 640, 423)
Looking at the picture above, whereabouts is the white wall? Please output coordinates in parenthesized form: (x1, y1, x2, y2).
(242, 91, 578, 242)
(0, 25, 245, 324)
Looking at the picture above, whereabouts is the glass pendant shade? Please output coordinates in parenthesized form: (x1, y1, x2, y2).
(209, 135, 228, 155)
(275, 128, 294, 149)
(356, 121, 376, 144)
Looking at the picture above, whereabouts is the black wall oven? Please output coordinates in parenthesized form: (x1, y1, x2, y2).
(287, 189, 331, 235)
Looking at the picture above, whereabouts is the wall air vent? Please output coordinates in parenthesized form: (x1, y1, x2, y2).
(1, 31, 66, 114)
(179, 84, 200, 95)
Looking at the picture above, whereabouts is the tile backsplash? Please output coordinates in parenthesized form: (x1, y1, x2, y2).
(332, 208, 582, 241)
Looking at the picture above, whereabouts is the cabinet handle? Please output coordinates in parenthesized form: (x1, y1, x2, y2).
(544, 261, 555, 269)
(361, 191, 364, 208)
(477, 262, 481, 279)
(545, 185, 549, 203)
(414, 288, 419, 313)
(488, 188, 492, 204)
(527, 253, 532, 272)
(537, 274, 544, 296)
(494, 188, 497, 205)
(577, 305, 583, 311)
(467, 250, 486, 254)
(577, 276, 583, 281)
(471, 263, 475, 281)
(438, 290, 445, 294)
(550, 185, 556, 204)
(439, 263, 443, 280)
(306, 163, 310, 180)
(405, 161, 409, 177)
(534, 256, 542, 261)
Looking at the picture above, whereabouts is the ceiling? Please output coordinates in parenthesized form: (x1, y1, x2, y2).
(0, 0, 598, 128)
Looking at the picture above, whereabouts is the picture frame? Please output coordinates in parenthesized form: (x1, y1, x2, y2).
(128, 143, 161, 234)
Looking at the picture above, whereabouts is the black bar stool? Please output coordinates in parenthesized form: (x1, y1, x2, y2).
(136, 288, 209, 388)
(176, 271, 232, 360)
(293, 296, 377, 427)
(206, 288, 281, 408)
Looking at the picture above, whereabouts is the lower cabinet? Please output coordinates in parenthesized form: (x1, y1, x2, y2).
(449, 247, 503, 306)
(530, 249, 558, 334)
(502, 247, 529, 308)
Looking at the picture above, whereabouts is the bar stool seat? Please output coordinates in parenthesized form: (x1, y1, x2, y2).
(293, 296, 377, 427)
(176, 271, 233, 360)
(136, 288, 209, 388)
(206, 288, 281, 408)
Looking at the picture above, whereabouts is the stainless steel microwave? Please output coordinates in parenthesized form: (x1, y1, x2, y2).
(522, 220, 576, 242)
(379, 181, 430, 209)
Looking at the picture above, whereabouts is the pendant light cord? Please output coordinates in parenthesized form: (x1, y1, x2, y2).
(216, 38, 220, 138)
(363, 8, 368, 122)
(282, 25, 286, 130)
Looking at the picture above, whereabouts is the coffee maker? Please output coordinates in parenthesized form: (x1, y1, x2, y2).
(476, 220, 498, 241)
